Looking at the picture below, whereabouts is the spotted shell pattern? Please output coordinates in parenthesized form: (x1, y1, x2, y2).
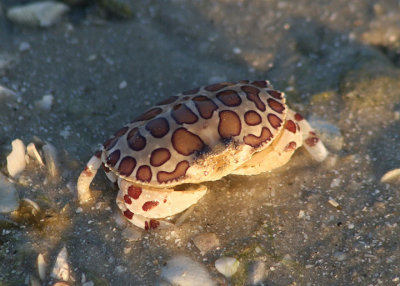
(102, 80, 287, 187)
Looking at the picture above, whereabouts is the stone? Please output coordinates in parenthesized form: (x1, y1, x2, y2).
(160, 255, 215, 286)
(192, 232, 220, 255)
(7, 1, 69, 28)
(214, 256, 240, 278)
(0, 173, 19, 213)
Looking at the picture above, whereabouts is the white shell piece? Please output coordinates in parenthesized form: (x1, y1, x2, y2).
(381, 168, 400, 183)
(51, 246, 70, 281)
(27, 143, 44, 166)
(35, 94, 54, 111)
(215, 256, 240, 278)
(42, 142, 59, 179)
(160, 255, 216, 286)
(7, 1, 69, 27)
(0, 85, 17, 99)
(37, 253, 46, 280)
(6, 139, 26, 178)
(21, 198, 41, 215)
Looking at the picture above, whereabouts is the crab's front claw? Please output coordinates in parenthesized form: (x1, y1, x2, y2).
(117, 180, 208, 230)
(77, 154, 102, 204)
(292, 111, 328, 162)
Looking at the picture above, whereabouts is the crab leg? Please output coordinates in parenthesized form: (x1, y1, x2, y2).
(291, 109, 328, 162)
(77, 152, 102, 203)
(117, 179, 207, 230)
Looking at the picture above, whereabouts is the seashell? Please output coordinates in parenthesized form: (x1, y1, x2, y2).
(214, 256, 240, 278)
(6, 139, 26, 178)
(51, 245, 70, 281)
(381, 168, 400, 183)
(42, 142, 60, 181)
(7, 1, 69, 27)
(0, 85, 17, 99)
(37, 253, 46, 280)
(160, 255, 215, 286)
(27, 142, 45, 166)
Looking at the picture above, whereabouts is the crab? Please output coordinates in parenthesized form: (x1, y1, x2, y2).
(77, 80, 327, 230)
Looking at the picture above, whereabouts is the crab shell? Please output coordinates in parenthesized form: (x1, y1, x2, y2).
(101, 80, 290, 188)
(77, 80, 328, 230)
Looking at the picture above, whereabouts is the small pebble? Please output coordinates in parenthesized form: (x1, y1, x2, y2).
(192, 232, 220, 255)
(215, 256, 240, 278)
(232, 47, 241, 54)
(333, 251, 347, 261)
(328, 198, 339, 208)
(119, 81, 127, 89)
(0, 173, 19, 213)
(330, 177, 341, 188)
(19, 42, 30, 52)
(247, 261, 267, 285)
(6, 139, 26, 178)
(51, 246, 70, 281)
(59, 126, 71, 139)
(160, 255, 215, 286)
(35, 94, 54, 110)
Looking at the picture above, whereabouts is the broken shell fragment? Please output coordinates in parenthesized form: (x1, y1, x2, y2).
(160, 255, 215, 286)
(42, 142, 60, 181)
(35, 94, 54, 111)
(6, 139, 26, 178)
(215, 257, 240, 278)
(7, 1, 69, 27)
(27, 142, 45, 166)
(0, 85, 17, 99)
(12, 198, 42, 225)
(37, 253, 47, 280)
(381, 168, 400, 183)
(51, 246, 70, 281)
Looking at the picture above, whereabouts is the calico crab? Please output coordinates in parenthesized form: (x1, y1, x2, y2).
(77, 80, 327, 230)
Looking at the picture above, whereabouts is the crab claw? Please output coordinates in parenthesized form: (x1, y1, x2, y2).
(77, 153, 102, 203)
(117, 179, 207, 230)
(292, 111, 328, 162)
